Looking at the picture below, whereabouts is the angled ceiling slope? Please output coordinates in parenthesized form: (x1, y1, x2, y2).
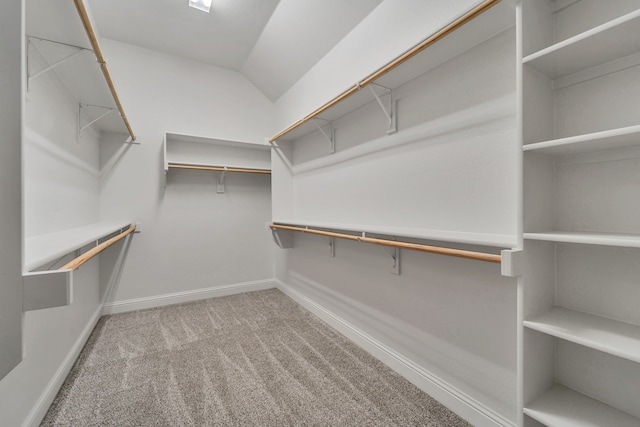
(87, 0, 382, 102)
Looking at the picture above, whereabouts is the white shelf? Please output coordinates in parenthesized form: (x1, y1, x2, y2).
(524, 231, 640, 248)
(524, 384, 640, 427)
(523, 8, 640, 79)
(164, 132, 270, 173)
(274, 219, 516, 248)
(524, 307, 640, 363)
(524, 125, 640, 156)
(25, 221, 131, 271)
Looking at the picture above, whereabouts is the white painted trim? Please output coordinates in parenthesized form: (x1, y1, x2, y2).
(275, 279, 515, 427)
(102, 279, 276, 315)
(23, 304, 103, 427)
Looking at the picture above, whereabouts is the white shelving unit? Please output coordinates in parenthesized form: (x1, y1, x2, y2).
(520, 0, 640, 425)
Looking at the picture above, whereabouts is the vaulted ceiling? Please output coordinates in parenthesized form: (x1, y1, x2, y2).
(87, 0, 383, 101)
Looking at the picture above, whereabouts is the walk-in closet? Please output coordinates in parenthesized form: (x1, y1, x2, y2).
(1, 0, 639, 426)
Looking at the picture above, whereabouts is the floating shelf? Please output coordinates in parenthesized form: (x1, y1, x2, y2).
(523, 9, 640, 79)
(524, 231, 640, 248)
(523, 125, 640, 156)
(25, 221, 131, 271)
(524, 384, 640, 427)
(525, 307, 640, 363)
(163, 132, 270, 173)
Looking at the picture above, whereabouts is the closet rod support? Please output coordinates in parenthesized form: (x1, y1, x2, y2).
(368, 84, 397, 134)
(78, 104, 116, 138)
(311, 119, 335, 154)
(26, 37, 91, 91)
(217, 167, 227, 193)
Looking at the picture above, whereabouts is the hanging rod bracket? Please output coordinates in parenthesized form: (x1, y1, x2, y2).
(368, 83, 397, 135)
(217, 167, 228, 193)
(26, 36, 91, 92)
(311, 118, 335, 154)
(77, 103, 116, 140)
(322, 236, 336, 257)
(270, 225, 294, 249)
(382, 241, 401, 275)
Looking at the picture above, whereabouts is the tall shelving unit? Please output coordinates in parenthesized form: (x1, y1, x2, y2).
(520, 0, 640, 425)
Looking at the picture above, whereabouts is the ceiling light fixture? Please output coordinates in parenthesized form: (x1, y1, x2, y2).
(188, 0, 212, 13)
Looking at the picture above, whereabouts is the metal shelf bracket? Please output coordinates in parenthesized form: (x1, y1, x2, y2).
(26, 36, 91, 92)
(78, 103, 116, 140)
(368, 83, 397, 134)
(311, 119, 335, 154)
(322, 236, 336, 257)
(359, 232, 400, 274)
(217, 167, 228, 193)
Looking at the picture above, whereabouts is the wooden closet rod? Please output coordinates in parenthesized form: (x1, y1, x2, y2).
(61, 225, 136, 271)
(269, 0, 501, 143)
(271, 224, 502, 263)
(168, 163, 271, 174)
(73, 0, 136, 141)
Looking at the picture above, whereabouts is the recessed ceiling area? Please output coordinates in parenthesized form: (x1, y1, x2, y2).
(87, 0, 383, 101)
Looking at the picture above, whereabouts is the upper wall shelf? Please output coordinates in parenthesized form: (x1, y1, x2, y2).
(26, 0, 136, 140)
(163, 132, 271, 192)
(269, 0, 514, 143)
(523, 9, 640, 79)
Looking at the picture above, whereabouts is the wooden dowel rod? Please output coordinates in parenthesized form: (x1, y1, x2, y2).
(360, 236, 501, 263)
(168, 163, 271, 174)
(302, 85, 361, 123)
(61, 225, 136, 271)
(73, 0, 136, 141)
(268, 0, 500, 142)
(271, 224, 501, 263)
(272, 224, 361, 241)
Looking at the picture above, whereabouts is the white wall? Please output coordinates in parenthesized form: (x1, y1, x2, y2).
(0, 38, 105, 426)
(272, 1, 518, 424)
(98, 40, 277, 304)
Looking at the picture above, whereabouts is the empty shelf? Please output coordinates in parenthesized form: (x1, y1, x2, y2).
(523, 125, 640, 156)
(524, 231, 640, 248)
(524, 384, 640, 427)
(524, 307, 640, 363)
(523, 9, 640, 79)
(25, 221, 131, 271)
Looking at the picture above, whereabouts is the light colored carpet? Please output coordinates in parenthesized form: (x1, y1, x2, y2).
(42, 289, 471, 426)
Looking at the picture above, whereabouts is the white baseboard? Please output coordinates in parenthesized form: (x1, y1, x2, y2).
(102, 279, 276, 315)
(275, 279, 515, 427)
(24, 304, 103, 427)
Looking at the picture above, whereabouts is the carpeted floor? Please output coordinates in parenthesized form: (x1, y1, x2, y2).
(42, 289, 470, 426)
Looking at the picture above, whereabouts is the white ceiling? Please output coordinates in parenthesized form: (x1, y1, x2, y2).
(87, 0, 383, 101)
